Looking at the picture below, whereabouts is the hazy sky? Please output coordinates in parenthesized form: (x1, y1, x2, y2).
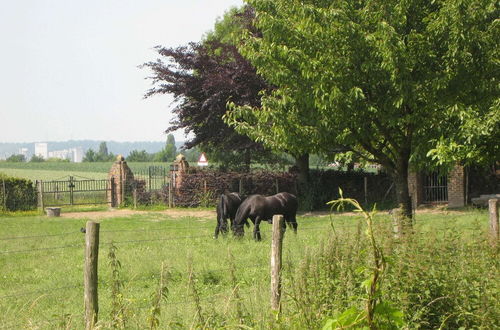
(0, 0, 243, 143)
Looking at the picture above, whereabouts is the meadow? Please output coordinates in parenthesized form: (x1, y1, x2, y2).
(0, 208, 498, 329)
(0, 162, 165, 181)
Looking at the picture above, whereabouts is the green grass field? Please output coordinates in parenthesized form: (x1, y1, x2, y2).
(0, 162, 169, 181)
(0, 208, 498, 329)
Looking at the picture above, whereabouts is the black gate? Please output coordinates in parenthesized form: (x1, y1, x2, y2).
(37, 176, 112, 207)
(423, 172, 448, 203)
(133, 166, 169, 192)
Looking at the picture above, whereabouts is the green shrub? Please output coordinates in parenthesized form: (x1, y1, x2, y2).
(0, 173, 37, 212)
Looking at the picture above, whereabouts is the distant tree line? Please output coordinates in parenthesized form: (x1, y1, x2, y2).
(82, 135, 198, 163)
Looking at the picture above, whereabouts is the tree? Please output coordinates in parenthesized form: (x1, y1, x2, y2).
(154, 134, 177, 162)
(96, 142, 114, 162)
(127, 150, 153, 162)
(83, 149, 98, 162)
(30, 155, 45, 162)
(6, 154, 25, 162)
(141, 7, 276, 172)
(98, 142, 109, 158)
(227, 0, 498, 219)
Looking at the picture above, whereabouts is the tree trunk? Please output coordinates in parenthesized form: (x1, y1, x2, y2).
(294, 153, 310, 187)
(392, 160, 413, 225)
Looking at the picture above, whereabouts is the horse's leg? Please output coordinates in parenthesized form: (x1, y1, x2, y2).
(253, 217, 262, 241)
(221, 217, 229, 235)
(288, 214, 298, 234)
(214, 221, 220, 239)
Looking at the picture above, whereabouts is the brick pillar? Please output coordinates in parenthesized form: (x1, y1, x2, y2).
(108, 155, 134, 207)
(408, 170, 423, 208)
(447, 164, 465, 208)
(171, 154, 189, 191)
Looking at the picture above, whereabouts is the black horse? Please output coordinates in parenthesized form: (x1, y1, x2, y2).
(214, 192, 248, 238)
(233, 192, 298, 241)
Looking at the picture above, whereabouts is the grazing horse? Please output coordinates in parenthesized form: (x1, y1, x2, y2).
(214, 192, 248, 238)
(233, 192, 298, 241)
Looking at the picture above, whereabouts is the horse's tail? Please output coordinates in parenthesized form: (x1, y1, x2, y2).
(221, 194, 228, 219)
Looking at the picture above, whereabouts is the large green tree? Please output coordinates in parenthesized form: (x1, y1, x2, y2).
(226, 0, 498, 218)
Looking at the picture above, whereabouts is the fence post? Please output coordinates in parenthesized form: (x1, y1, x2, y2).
(271, 214, 284, 312)
(133, 187, 137, 209)
(168, 182, 172, 208)
(84, 221, 100, 329)
(69, 176, 74, 206)
(489, 199, 499, 245)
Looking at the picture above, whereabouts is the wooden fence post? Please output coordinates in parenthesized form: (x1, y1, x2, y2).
(84, 221, 100, 329)
(133, 187, 137, 209)
(489, 199, 499, 245)
(271, 214, 284, 312)
(168, 182, 172, 208)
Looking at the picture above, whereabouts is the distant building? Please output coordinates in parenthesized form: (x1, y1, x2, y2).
(18, 148, 29, 159)
(71, 147, 84, 163)
(47, 147, 84, 162)
(34, 143, 48, 159)
(48, 149, 72, 161)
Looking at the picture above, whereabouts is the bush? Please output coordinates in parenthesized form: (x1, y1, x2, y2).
(0, 173, 37, 211)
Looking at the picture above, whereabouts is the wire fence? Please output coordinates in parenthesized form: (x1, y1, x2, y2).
(1, 214, 493, 329)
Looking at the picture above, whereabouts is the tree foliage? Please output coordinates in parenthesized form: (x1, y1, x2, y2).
(6, 154, 26, 163)
(141, 7, 276, 170)
(83, 142, 115, 162)
(127, 150, 154, 162)
(226, 0, 498, 216)
(154, 134, 177, 162)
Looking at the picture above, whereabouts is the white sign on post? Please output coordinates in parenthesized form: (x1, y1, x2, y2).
(197, 152, 208, 167)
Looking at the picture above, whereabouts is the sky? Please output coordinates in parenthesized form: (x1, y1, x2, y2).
(0, 0, 243, 143)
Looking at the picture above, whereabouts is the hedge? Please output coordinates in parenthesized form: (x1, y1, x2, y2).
(0, 173, 38, 212)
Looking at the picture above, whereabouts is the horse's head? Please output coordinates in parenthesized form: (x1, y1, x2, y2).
(232, 221, 245, 237)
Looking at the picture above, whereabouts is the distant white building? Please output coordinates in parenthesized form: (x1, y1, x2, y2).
(18, 148, 29, 159)
(34, 143, 48, 159)
(71, 147, 84, 163)
(48, 149, 72, 161)
(47, 147, 84, 162)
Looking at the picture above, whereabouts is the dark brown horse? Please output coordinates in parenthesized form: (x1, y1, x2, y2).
(233, 192, 298, 240)
(214, 192, 248, 238)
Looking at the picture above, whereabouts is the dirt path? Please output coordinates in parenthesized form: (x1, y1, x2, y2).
(61, 205, 459, 220)
(62, 208, 215, 220)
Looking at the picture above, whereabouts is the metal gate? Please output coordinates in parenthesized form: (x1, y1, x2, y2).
(133, 166, 169, 192)
(423, 172, 448, 203)
(37, 176, 113, 207)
